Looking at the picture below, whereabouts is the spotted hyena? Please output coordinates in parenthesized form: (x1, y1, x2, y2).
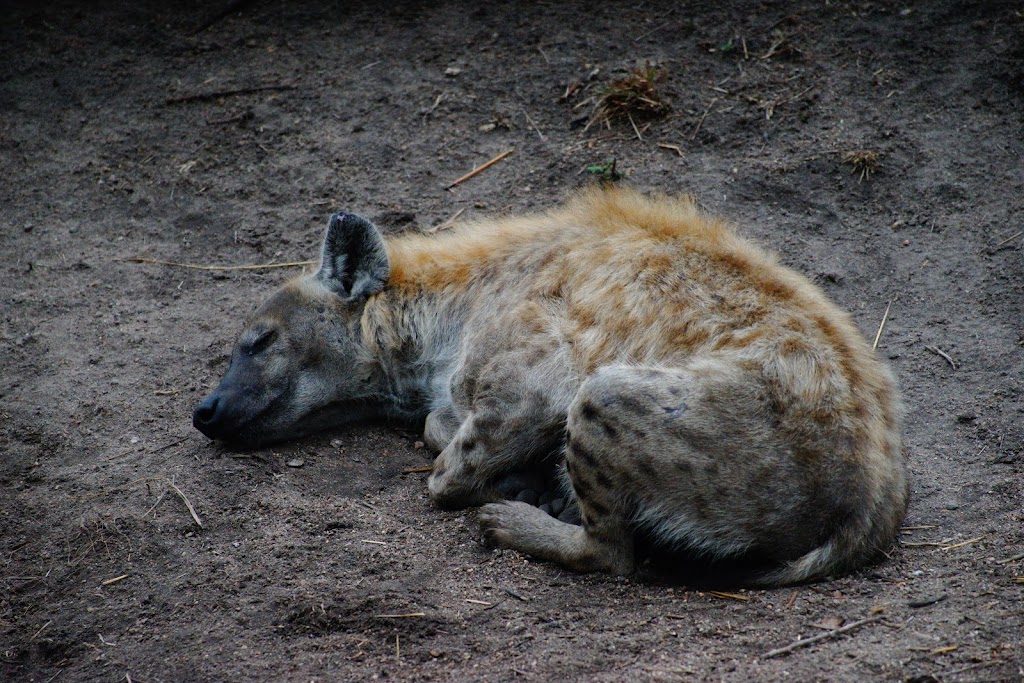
(194, 188, 907, 586)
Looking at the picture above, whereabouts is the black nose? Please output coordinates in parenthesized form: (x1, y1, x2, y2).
(193, 394, 224, 438)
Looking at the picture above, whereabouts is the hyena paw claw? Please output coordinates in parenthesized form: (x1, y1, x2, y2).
(478, 501, 550, 548)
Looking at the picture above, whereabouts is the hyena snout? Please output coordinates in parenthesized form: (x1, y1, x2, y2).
(193, 391, 232, 440)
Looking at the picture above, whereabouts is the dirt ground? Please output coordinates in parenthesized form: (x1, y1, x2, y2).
(1, 1, 1022, 681)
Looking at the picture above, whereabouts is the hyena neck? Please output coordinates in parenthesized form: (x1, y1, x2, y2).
(360, 287, 467, 422)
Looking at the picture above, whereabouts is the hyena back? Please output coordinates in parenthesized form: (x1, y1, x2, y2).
(194, 188, 907, 586)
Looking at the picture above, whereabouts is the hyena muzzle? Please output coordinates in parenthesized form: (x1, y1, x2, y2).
(193, 188, 908, 587)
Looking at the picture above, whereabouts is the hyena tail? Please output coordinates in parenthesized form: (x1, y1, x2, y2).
(745, 502, 905, 588)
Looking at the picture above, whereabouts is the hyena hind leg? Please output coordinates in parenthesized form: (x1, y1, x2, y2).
(480, 361, 826, 577)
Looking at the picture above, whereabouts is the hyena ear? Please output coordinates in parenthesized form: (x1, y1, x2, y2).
(317, 212, 390, 300)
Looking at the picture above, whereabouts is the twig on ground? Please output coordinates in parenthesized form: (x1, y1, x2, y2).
(940, 536, 984, 551)
(119, 257, 315, 271)
(426, 208, 466, 234)
(401, 466, 434, 474)
(924, 345, 956, 370)
(994, 230, 1022, 248)
(997, 551, 1024, 564)
(763, 612, 884, 658)
(657, 142, 684, 156)
(168, 481, 203, 528)
(708, 591, 749, 602)
(873, 299, 892, 350)
(522, 109, 546, 141)
(689, 98, 718, 141)
(101, 574, 130, 586)
(375, 612, 426, 618)
(627, 112, 643, 141)
(503, 588, 529, 602)
(907, 595, 947, 608)
(165, 83, 297, 105)
(447, 149, 513, 189)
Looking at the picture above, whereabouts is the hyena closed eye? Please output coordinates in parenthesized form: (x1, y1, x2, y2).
(194, 188, 908, 587)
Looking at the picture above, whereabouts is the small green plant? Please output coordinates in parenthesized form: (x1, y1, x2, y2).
(585, 159, 623, 183)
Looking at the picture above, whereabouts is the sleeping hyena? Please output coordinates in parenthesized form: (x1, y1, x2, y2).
(193, 188, 907, 586)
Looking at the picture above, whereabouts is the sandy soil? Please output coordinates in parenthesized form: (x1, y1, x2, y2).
(2, 1, 1022, 681)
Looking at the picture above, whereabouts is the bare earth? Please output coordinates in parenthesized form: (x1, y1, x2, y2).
(2, 1, 1022, 681)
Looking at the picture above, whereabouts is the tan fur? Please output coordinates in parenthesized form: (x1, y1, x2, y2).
(196, 188, 908, 586)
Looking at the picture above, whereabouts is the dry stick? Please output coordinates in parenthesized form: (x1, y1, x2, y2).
(924, 345, 956, 370)
(689, 98, 718, 141)
(708, 591, 749, 602)
(375, 612, 426, 618)
(657, 142, 684, 156)
(447, 149, 513, 189)
(119, 256, 315, 271)
(168, 481, 203, 528)
(401, 466, 433, 474)
(523, 109, 546, 141)
(940, 536, 984, 551)
(994, 230, 1023, 248)
(627, 112, 643, 142)
(763, 614, 883, 659)
(997, 551, 1024, 564)
(165, 83, 297, 105)
(426, 208, 466, 234)
(102, 574, 130, 586)
(873, 299, 893, 350)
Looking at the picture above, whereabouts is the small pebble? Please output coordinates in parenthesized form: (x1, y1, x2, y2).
(287, 458, 305, 468)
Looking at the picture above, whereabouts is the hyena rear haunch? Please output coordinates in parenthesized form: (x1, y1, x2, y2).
(194, 188, 908, 586)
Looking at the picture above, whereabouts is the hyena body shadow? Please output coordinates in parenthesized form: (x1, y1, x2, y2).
(194, 188, 907, 586)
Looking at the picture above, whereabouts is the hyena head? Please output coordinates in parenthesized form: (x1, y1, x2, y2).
(193, 212, 391, 446)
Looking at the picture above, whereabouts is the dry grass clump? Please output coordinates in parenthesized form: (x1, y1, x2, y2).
(591, 63, 670, 128)
(842, 149, 881, 182)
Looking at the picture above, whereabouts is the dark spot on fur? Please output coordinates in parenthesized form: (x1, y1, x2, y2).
(674, 460, 694, 476)
(433, 465, 447, 478)
(595, 471, 613, 489)
(637, 459, 657, 480)
(579, 400, 600, 421)
(460, 438, 476, 452)
(618, 395, 646, 414)
(600, 420, 618, 439)
(571, 472, 592, 498)
(568, 438, 598, 469)
(582, 498, 610, 518)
